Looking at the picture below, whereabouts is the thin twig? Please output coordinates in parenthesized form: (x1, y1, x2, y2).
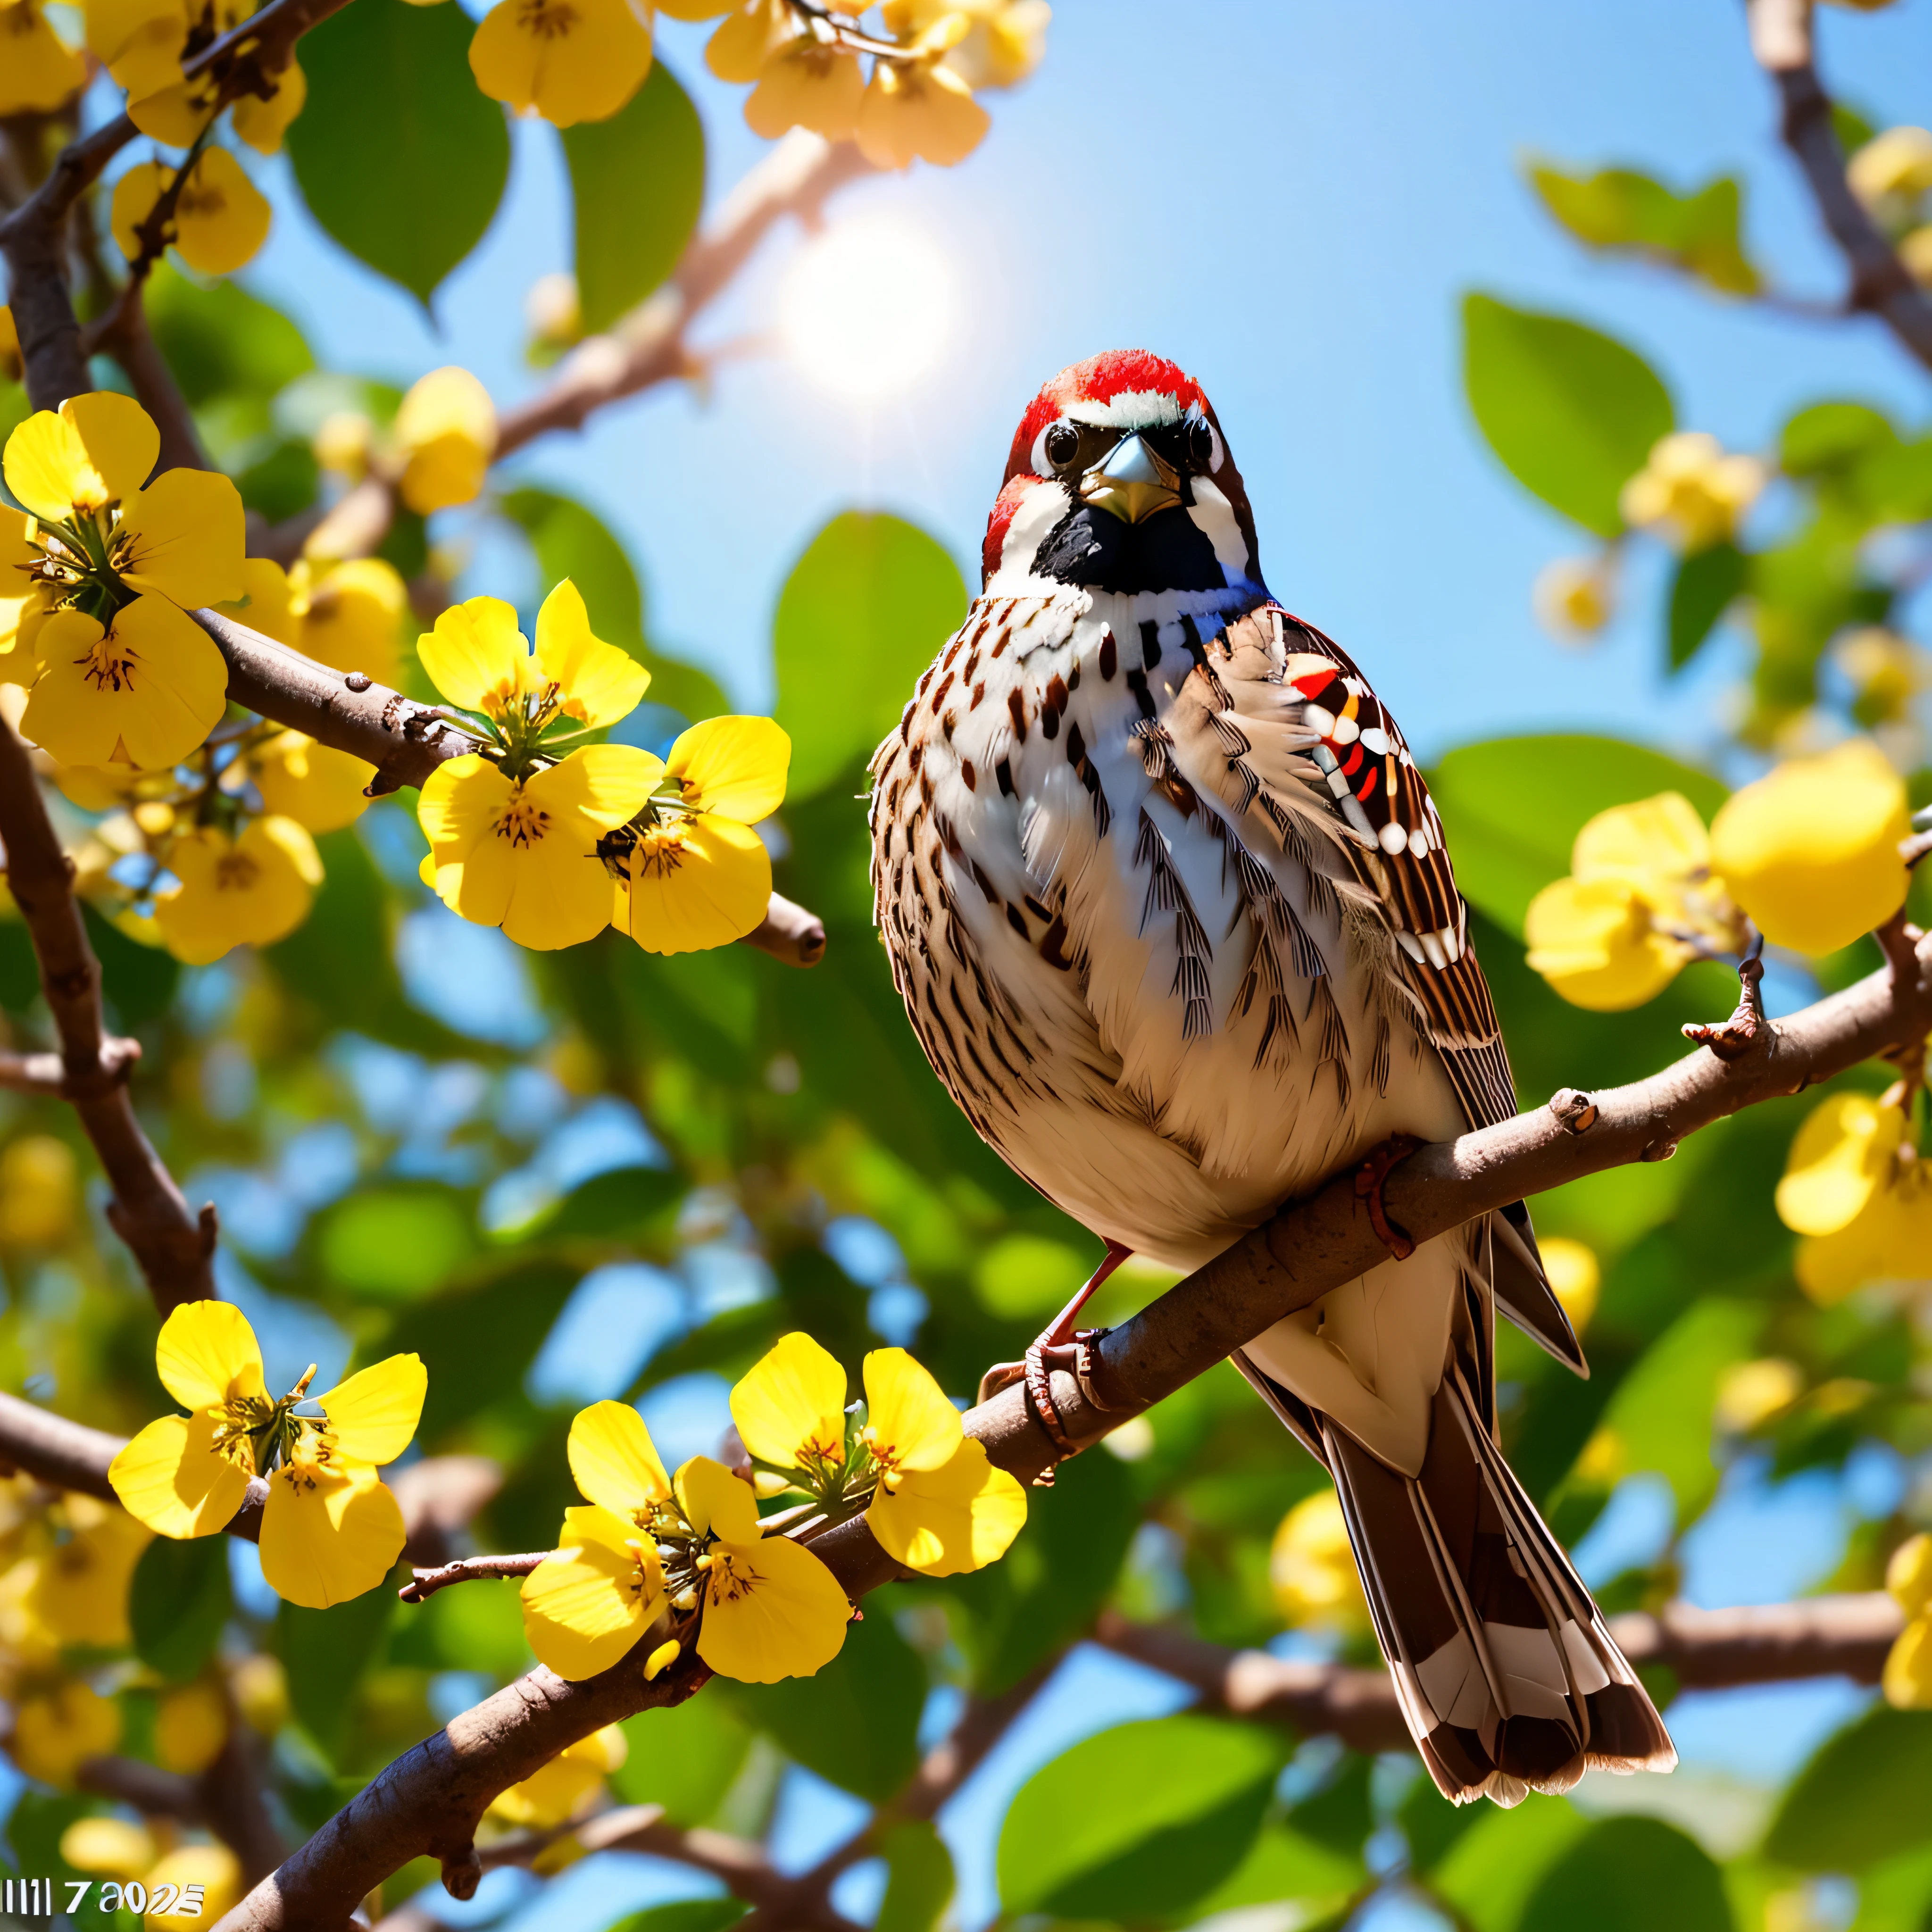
(398, 1552, 549, 1605)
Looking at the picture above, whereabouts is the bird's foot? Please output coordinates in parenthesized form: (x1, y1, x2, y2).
(1354, 1132, 1425, 1260)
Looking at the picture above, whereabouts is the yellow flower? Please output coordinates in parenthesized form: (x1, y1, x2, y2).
(19, 1494, 150, 1646)
(142, 1845, 242, 1928)
(856, 44, 991, 169)
(745, 40, 864, 139)
(110, 149, 273, 278)
(1620, 430, 1764, 552)
(1714, 1357, 1804, 1433)
(881, 0, 1048, 88)
(731, 1330, 849, 1475)
(1849, 125, 1932, 209)
(521, 1401, 673, 1680)
(1532, 555, 1617, 642)
(108, 1300, 425, 1609)
(611, 715, 788, 955)
(0, 1135, 78, 1248)
(0, 303, 18, 382)
(11, 1676, 120, 1785)
(155, 816, 323, 964)
(231, 56, 306, 153)
(704, 0, 791, 83)
(1709, 739, 1911, 955)
(155, 1679, 228, 1774)
(297, 557, 407, 682)
(0, 0, 88, 114)
(251, 731, 375, 833)
(1777, 1093, 1906, 1237)
(1270, 1489, 1367, 1632)
(394, 366, 498, 513)
(83, 0, 196, 97)
(1890, 1532, 1932, 1618)
(1900, 226, 1932, 289)
(21, 600, 229, 769)
(676, 1454, 852, 1684)
(488, 1724, 628, 1828)
(1539, 1235, 1600, 1335)
(60, 1817, 158, 1881)
(312, 410, 372, 480)
(470, 0, 653, 127)
(1884, 1617, 1932, 1710)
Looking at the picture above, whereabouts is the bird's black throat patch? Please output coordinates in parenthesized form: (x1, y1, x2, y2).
(1032, 503, 1229, 595)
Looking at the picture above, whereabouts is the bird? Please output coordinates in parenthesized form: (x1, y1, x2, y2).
(866, 349, 1676, 1807)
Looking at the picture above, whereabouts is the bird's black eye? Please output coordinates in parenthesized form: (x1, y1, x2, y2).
(1044, 422, 1080, 468)
(1187, 419, 1218, 471)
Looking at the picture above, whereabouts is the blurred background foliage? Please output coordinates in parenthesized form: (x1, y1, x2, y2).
(4, 2, 1932, 1931)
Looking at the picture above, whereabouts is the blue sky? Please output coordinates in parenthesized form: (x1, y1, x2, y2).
(229, 0, 1932, 762)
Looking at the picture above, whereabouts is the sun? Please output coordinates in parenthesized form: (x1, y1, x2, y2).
(780, 218, 954, 401)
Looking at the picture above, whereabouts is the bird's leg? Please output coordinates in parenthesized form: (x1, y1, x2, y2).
(1353, 1132, 1425, 1260)
(978, 1240, 1133, 1482)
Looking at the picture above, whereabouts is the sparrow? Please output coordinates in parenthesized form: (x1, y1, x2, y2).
(867, 350, 1676, 1807)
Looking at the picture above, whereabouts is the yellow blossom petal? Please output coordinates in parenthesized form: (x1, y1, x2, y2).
(1794, 1186, 1907, 1305)
(489, 1723, 628, 1827)
(60, 1817, 158, 1880)
(112, 148, 272, 277)
(5, 391, 158, 519)
(156, 1296, 267, 1409)
(22, 597, 228, 770)
(533, 577, 650, 728)
(615, 810, 771, 955)
(1709, 739, 1911, 955)
(258, 1460, 405, 1608)
(862, 1348, 962, 1472)
(114, 465, 247, 607)
(696, 1530, 851, 1684)
(1619, 430, 1765, 552)
(469, 0, 653, 126)
(394, 366, 497, 513)
(675, 1455, 762, 1542)
(109, 1412, 253, 1539)
(732, 1332, 848, 1471)
(1571, 791, 1711, 886)
(1776, 1093, 1906, 1237)
(1884, 1617, 1932, 1710)
(155, 816, 323, 965)
(231, 55, 306, 154)
(84, 0, 189, 97)
(1269, 1488, 1367, 1631)
(293, 557, 406, 683)
(0, 0, 88, 113)
(24, 1503, 150, 1645)
(567, 1399, 673, 1515)
(253, 730, 375, 833)
(1539, 1236, 1600, 1336)
(704, 0, 790, 83)
(12, 1678, 120, 1786)
(417, 596, 531, 716)
(314, 1353, 425, 1466)
(644, 1637, 681, 1678)
(216, 555, 303, 646)
(667, 715, 790, 822)
(142, 1845, 242, 1929)
(155, 1678, 228, 1773)
(744, 43, 864, 140)
(521, 1503, 663, 1680)
(1523, 873, 1690, 1011)
(127, 74, 221, 148)
(855, 58, 989, 170)
(1889, 1533, 1932, 1618)
(867, 1435, 1025, 1576)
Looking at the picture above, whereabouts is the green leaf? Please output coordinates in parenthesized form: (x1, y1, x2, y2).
(972, 1232, 1088, 1318)
(1780, 400, 1894, 475)
(146, 263, 312, 406)
(1461, 293, 1674, 536)
(1668, 541, 1746, 671)
(0, 919, 41, 1013)
(613, 1693, 753, 1826)
(500, 487, 728, 723)
(875, 1821, 955, 1932)
(1765, 1707, 1932, 1872)
(1425, 733, 1728, 938)
(562, 60, 705, 336)
(714, 1601, 925, 1802)
(541, 1164, 688, 1241)
(1528, 164, 1759, 295)
(388, 1571, 531, 1679)
(607, 1901, 749, 1932)
(1183, 1821, 1362, 1921)
(774, 511, 967, 800)
(1430, 1794, 1590, 1932)
(129, 1534, 232, 1682)
(286, 0, 510, 306)
(316, 1187, 473, 1302)
(280, 1583, 395, 1761)
(1833, 100, 1878, 158)
(1520, 1817, 1731, 1932)
(0, 378, 29, 457)
(995, 1715, 1287, 1921)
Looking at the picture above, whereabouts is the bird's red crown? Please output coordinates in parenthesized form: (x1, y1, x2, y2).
(1003, 350, 1214, 483)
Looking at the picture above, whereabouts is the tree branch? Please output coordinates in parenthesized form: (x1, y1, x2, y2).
(1747, 0, 1932, 372)
(214, 931, 1932, 1928)
(0, 717, 217, 1312)
(396, 1553, 548, 1606)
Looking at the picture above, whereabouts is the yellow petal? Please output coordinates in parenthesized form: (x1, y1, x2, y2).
(126, 73, 220, 146)
(520, 1504, 661, 1679)
(109, 1412, 252, 1539)
(1709, 739, 1911, 955)
(533, 577, 649, 728)
(867, 1436, 1025, 1577)
(21, 594, 228, 770)
(731, 1332, 848, 1470)
(567, 1399, 673, 1514)
(60, 1816, 157, 1880)
(84, 0, 189, 95)
(314, 1353, 425, 1466)
(744, 43, 864, 141)
(1269, 1488, 1367, 1631)
(154, 1678, 228, 1773)
(532, 741, 664, 830)
(667, 715, 790, 822)
(154, 816, 322, 965)
(1884, 1618, 1932, 1711)
(110, 158, 171, 261)
(704, 0, 789, 83)
(0, 0, 87, 113)
(1571, 791, 1711, 885)
(1775, 1093, 1906, 1236)
(696, 1533, 851, 1683)
(675, 1455, 761, 1543)
(616, 811, 771, 955)
(141, 1845, 242, 1928)
(295, 556, 406, 682)
(416, 595, 530, 716)
(1794, 1189, 1907, 1305)
(469, 0, 653, 127)
(25, 1504, 150, 1644)
(116, 466, 247, 606)
(12, 1679, 121, 1788)
(156, 1296, 266, 1409)
(418, 752, 512, 855)
(5, 391, 158, 518)
(257, 1462, 405, 1608)
(231, 54, 305, 153)
(215, 555, 302, 646)
(253, 730, 375, 833)
(1889, 1533, 1932, 1619)
(1523, 873, 1689, 1012)
(862, 1348, 962, 1472)
(854, 58, 989, 170)
(172, 146, 273, 276)
(394, 366, 497, 514)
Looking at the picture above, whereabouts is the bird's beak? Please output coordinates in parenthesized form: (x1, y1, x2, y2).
(1080, 434, 1182, 524)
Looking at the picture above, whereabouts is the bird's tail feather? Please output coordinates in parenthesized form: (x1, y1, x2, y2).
(1316, 1364, 1674, 1806)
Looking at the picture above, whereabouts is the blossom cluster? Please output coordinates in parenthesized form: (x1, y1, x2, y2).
(1775, 1090, 1932, 1307)
(1524, 740, 1914, 1012)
